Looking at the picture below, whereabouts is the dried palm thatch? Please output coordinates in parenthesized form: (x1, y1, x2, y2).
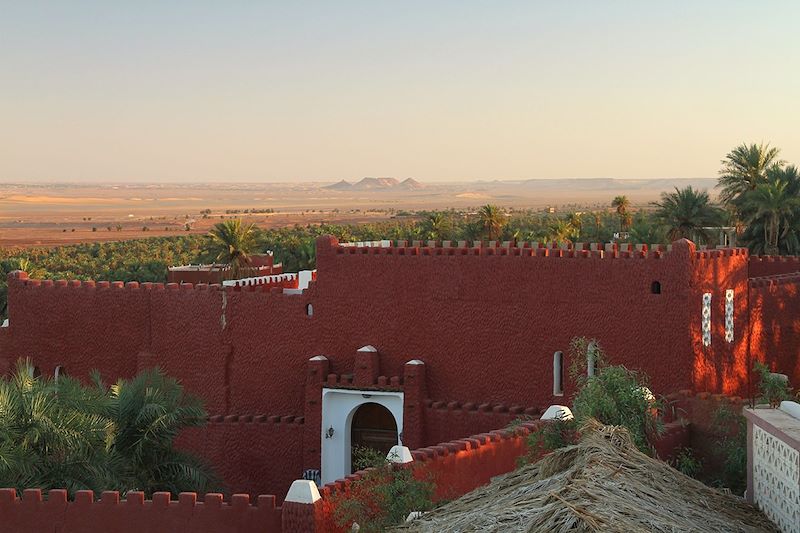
(393, 420, 776, 533)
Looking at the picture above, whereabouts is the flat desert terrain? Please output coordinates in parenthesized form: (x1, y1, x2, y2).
(0, 178, 718, 248)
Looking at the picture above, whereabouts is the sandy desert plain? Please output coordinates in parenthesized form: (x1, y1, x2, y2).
(0, 177, 718, 248)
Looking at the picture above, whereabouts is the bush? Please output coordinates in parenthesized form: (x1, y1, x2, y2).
(569, 338, 663, 453)
(711, 405, 747, 494)
(520, 417, 578, 465)
(753, 361, 791, 407)
(332, 446, 434, 532)
(0, 360, 217, 497)
(672, 447, 702, 478)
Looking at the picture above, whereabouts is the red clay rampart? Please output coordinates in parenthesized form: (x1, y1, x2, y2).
(0, 488, 283, 533)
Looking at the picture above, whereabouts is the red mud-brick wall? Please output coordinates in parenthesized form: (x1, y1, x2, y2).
(748, 275, 800, 387)
(313, 237, 699, 411)
(664, 390, 745, 478)
(176, 416, 305, 501)
(748, 255, 800, 278)
(0, 488, 282, 533)
(320, 420, 541, 531)
(422, 400, 540, 446)
(689, 248, 752, 396)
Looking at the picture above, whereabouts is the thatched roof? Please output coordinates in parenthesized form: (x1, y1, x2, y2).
(394, 421, 776, 533)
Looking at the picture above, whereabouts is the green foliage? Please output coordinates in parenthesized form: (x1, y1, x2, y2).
(672, 447, 702, 478)
(0, 236, 208, 317)
(753, 360, 791, 407)
(332, 446, 434, 532)
(718, 142, 800, 254)
(204, 219, 260, 279)
(520, 418, 578, 465)
(718, 142, 784, 205)
(652, 186, 726, 244)
(569, 338, 663, 453)
(710, 405, 747, 495)
(0, 360, 216, 497)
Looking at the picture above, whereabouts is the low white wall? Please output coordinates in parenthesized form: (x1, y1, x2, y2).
(745, 403, 800, 533)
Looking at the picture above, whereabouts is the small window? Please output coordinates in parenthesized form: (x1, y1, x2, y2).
(587, 343, 597, 377)
(54, 366, 66, 382)
(553, 352, 564, 396)
(651, 281, 661, 294)
(306, 303, 314, 317)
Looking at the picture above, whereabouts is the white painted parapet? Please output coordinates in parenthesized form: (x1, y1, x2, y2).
(744, 404, 800, 533)
(541, 405, 574, 421)
(284, 480, 321, 504)
(387, 445, 413, 464)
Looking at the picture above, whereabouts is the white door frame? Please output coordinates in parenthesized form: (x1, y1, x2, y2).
(320, 388, 404, 484)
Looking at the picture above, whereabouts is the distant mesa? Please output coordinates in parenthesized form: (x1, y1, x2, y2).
(399, 178, 425, 190)
(323, 179, 353, 191)
(322, 177, 425, 191)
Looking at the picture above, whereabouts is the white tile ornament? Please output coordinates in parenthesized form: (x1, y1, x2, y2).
(702, 293, 712, 347)
(752, 425, 800, 533)
(725, 289, 734, 343)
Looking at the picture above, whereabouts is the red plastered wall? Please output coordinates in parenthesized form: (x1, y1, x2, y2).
(0, 237, 764, 501)
(689, 248, 752, 396)
(0, 488, 283, 533)
(312, 237, 697, 408)
(176, 416, 305, 501)
(748, 255, 800, 277)
(748, 276, 800, 385)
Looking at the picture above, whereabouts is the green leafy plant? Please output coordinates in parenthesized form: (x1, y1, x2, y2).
(569, 338, 663, 453)
(0, 359, 217, 497)
(332, 446, 434, 532)
(672, 447, 702, 478)
(753, 360, 790, 407)
(710, 405, 747, 495)
(520, 417, 578, 465)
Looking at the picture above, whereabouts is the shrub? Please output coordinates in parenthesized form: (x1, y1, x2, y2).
(753, 361, 791, 407)
(0, 360, 217, 497)
(520, 417, 578, 465)
(332, 446, 434, 532)
(711, 405, 747, 494)
(569, 338, 663, 453)
(672, 447, 702, 478)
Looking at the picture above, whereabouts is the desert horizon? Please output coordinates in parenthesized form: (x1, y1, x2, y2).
(1, 177, 721, 248)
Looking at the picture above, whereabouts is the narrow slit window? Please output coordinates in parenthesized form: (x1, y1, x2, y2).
(553, 351, 564, 396)
(702, 293, 712, 347)
(306, 303, 314, 317)
(725, 289, 734, 343)
(587, 343, 597, 377)
(651, 281, 661, 294)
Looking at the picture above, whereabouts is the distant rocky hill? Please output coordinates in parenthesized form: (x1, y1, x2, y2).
(322, 177, 426, 191)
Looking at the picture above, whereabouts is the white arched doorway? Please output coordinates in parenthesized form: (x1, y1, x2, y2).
(320, 388, 404, 484)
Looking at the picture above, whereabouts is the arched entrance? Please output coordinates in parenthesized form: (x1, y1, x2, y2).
(350, 402, 398, 469)
(320, 388, 404, 484)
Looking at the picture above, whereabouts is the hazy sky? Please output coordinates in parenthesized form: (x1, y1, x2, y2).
(1, 1, 799, 183)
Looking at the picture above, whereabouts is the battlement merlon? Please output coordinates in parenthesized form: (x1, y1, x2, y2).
(316, 234, 746, 263)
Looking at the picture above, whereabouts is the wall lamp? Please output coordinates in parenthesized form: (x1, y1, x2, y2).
(325, 426, 335, 439)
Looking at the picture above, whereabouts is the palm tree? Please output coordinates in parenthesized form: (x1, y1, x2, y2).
(103, 368, 217, 496)
(611, 196, 631, 231)
(0, 360, 217, 497)
(567, 213, 583, 239)
(421, 212, 451, 241)
(477, 205, 507, 241)
(653, 187, 725, 244)
(738, 169, 800, 255)
(0, 359, 115, 493)
(717, 142, 784, 205)
(205, 219, 260, 279)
